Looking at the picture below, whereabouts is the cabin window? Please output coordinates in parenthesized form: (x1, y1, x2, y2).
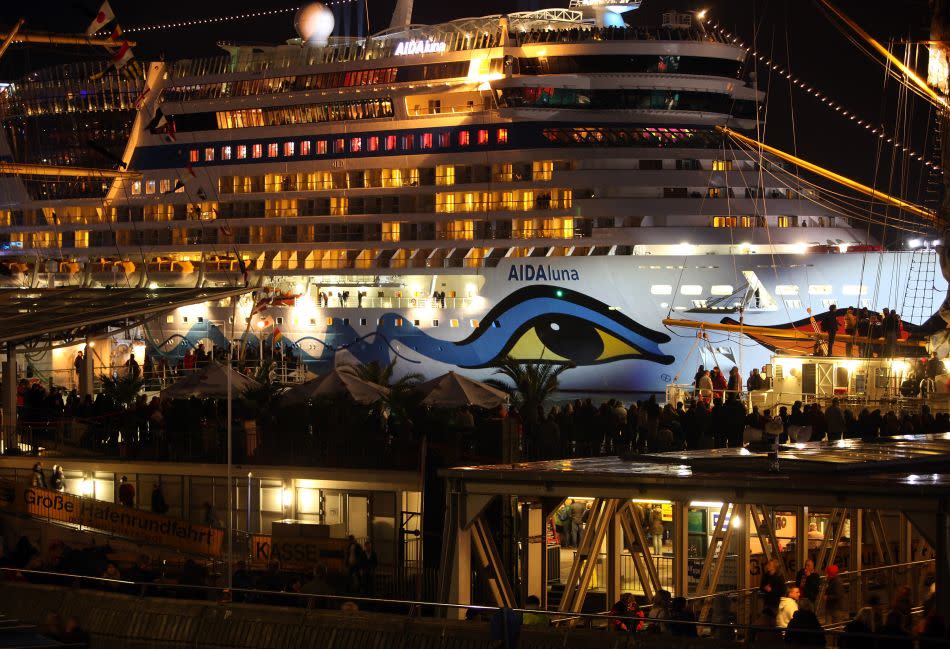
(650, 285, 673, 295)
(775, 285, 799, 295)
(681, 285, 702, 296)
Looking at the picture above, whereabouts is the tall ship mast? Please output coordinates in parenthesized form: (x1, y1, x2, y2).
(0, 0, 942, 392)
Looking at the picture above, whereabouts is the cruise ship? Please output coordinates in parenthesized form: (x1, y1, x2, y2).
(0, 0, 942, 392)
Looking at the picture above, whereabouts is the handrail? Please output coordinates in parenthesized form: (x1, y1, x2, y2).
(3, 566, 946, 645)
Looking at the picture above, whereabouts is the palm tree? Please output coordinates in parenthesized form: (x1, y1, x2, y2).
(488, 357, 573, 429)
(99, 373, 144, 408)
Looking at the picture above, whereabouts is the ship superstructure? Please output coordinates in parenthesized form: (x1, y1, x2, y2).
(0, 2, 938, 392)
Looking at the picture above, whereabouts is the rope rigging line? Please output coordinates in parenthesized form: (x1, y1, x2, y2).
(705, 18, 941, 172)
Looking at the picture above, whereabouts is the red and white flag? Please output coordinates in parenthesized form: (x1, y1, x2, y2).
(86, 1, 115, 35)
(110, 41, 134, 70)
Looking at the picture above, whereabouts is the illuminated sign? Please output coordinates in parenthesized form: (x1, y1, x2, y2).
(12, 485, 223, 555)
(394, 40, 447, 56)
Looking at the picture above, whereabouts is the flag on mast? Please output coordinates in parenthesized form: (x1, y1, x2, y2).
(86, 1, 115, 35)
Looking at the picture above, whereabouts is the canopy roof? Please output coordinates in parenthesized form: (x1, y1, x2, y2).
(161, 363, 260, 399)
(418, 371, 509, 409)
(282, 368, 390, 406)
(0, 287, 251, 347)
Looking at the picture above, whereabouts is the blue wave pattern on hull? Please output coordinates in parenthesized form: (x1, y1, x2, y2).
(145, 287, 676, 371)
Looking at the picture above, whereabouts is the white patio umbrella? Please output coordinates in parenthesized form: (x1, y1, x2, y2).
(417, 371, 509, 409)
(281, 368, 390, 406)
(161, 363, 260, 398)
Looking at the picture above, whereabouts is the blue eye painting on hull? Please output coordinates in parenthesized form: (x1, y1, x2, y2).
(145, 287, 674, 371)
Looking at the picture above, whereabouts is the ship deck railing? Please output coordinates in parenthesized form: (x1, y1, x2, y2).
(666, 384, 950, 415)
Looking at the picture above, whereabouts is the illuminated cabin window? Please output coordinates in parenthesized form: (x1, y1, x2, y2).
(775, 285, 799, 295)
(221, 146, 232, 160)
(334, 139, 345, 153)
(740, 216, 754, 228)
(145, 180, 156, 195)
(437, 165, 455, 186)
(402, 134, 415, 150)
(395, 318, 403, 327)
(450, 319, 460, 328)
(316, 140, 327, 154)
(189, 150, 199, 163)
(533, 160, 553, 180)
(471, 319, 480, 328)
(712, 160, 733, 171)
(159, 179, 171, 193)
(707, 188, 722, 198)
(459, 131, 470, 146)
(843, 284, 867, 295)
(777, 216, 794, 227)
(326, 317, 333, 326)
(252, 144, 263, 158)
(283, 142, 295, 156)
(267, 143, 278, 158)
(711, 285, 734, 295)
(421, 133, 433, 149)
(298, 141, 310, 156)
(497, 128, 509, 144)
(237, 145, 247, 159)
(204, 148, 215, 162)
(681, 285, 702, 296)
(367, 136, 379, 152)
(131, 181, 142, 195)
(432, 320, 439, 327)
(477, 129, 489, 144)
(350, 137, 362, 153)
(785, 299, 802, 309)
(651, 285, 673, 295)
(713, 216, 737, 227)
(385, 135, 397, 151)
(809, 285, 833, 295)
(166, 315, 174, 324)
(439, 132, 451, 147)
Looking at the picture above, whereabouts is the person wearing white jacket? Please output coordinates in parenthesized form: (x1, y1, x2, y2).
(776, 586, 801, 629)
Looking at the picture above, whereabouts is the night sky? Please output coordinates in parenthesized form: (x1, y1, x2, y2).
(0, 0, 938, 240)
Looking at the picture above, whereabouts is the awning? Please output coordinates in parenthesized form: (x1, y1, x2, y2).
(0, 286, 252, 347)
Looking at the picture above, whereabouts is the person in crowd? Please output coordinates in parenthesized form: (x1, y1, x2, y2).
(784, 598, 824, 646)
(489, 607, 522, 649)
(555, 502, 572, 547)
(669, 597, 697, 636)
(824, 564, 846, 624)
(820, 305, 840, 356)
(522, 595, 551, 627)
(31, 462, 47, 489)
(101, 562, 122, 590)
(747, 368, 764, 391)
(839, 606, 875, 648)
(608, 592, 643, 632)
(361, 540, 378, 595)
(776, 585, 801, 628)
(695, 370, 713, 402)
(759, 558, 786, 615)
(649, 505, 665, 557)
(60, 616, 90, 645)
(710, 367, 727, 399)
(646, 589, 671, 633)
(345, 535, 365, 592)
(50, 465, 65, 492)
(710, 594, 736, 641)
(118, 476, 135, 507)
(151, 482, 169, 514)
(726, 366, 742, 397)
(844, 306, 858, 356)
(795, 559, 820, 605)
(570, 498, 587, 548)
(825, 398, 846, 441)
(927, 352, 945, 379)
(41, 611, 63, 641)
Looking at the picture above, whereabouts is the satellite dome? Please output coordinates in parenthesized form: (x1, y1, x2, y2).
(295, 3, 335, 47)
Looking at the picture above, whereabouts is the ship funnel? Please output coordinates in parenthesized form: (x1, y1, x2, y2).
(390, 0, 414, 31)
